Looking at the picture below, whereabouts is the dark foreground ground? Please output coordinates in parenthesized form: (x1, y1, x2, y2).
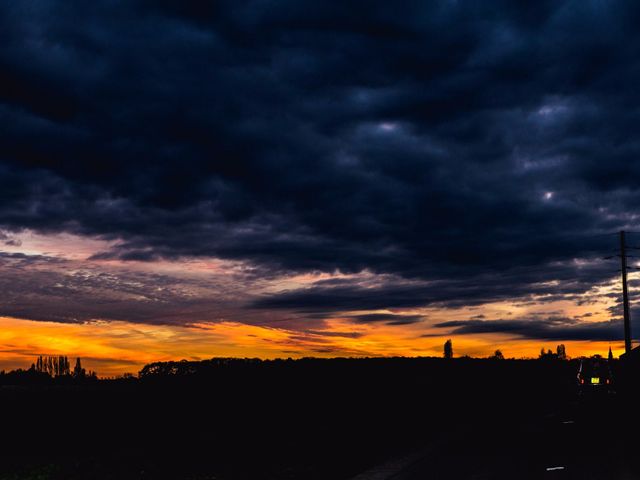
(0, 357, 634, 479)
(392, 393, 634, 480)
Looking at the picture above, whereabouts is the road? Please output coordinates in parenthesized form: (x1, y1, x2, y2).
(389, 393, 635, 480)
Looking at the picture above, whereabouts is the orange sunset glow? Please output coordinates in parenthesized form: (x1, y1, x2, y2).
(0, 230, 633, 376)
(0, 315, 625, 377)
(0, 226, 633, 377)
(6, 3, 640, 477)
(2, 0, 640, 381)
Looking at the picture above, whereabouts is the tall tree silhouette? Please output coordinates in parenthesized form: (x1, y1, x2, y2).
(73, 358, 86, 379)
(444, 339, 453, 359)
(33, 355, 71, 377)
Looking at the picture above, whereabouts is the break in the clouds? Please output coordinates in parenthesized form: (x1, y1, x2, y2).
(0, 249, 260, 325)
(1, 1, 640, 345)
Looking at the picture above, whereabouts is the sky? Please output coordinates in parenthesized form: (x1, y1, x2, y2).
(1, 1, 640, 375)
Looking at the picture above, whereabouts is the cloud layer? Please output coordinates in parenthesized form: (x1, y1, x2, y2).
(433, 317, 633, 341)
(1, 1, 639, 342)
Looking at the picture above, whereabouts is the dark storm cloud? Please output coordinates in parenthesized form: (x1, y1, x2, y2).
(251, 260, 617, 313)
(433, 316, 634, 342)
(348, 313, 424, 325)
(304, 330, 364, 339)
(1, 1, 640, 331)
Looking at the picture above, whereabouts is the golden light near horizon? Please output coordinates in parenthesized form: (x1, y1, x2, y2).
(0, 230, 633, 376)
(0, 311, 626, 377)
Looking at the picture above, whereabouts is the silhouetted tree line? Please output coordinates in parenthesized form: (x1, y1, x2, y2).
(0, 356, 97, 385)
(34, 355, 70, 376)
(32, 355, 95, 378)
(491, 349, 505, 360)
(0, 350, 581, 387)
(441, 339, 569, 361)
(139, 357, 266, 378)
(136, 355, 580, 382)
(539, 344, 568, 360)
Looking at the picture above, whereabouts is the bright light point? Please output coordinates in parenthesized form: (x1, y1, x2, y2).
(378, 122, 398, 132)
(537, 102, 568, 117)
(538, 106, 556, 116)
(543, 191, 554, 200)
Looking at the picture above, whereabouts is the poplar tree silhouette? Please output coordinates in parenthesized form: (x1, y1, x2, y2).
(444, 339, 453, 359)
(73, 358, 86, 379)
(33, 355, 71, 377)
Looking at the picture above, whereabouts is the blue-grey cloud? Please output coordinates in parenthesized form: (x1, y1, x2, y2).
(0, 1, 639, 333)
(432, 317, 633, 341)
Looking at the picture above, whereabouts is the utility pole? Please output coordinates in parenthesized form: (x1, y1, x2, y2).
(620, 230, 632, 355)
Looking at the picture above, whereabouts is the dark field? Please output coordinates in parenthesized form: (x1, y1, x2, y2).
(0, 357, 630, 479)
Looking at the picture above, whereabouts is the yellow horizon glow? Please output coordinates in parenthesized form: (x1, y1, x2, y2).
(0, 316, 624, 377)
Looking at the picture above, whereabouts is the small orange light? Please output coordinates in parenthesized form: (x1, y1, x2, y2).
(580, 379, 584, 384)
